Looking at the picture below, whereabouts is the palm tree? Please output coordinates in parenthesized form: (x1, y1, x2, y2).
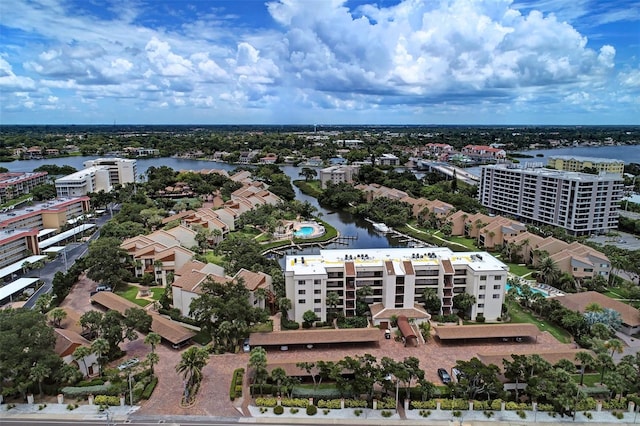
(326, 291, 340, 318)
(605, 338, 624, 357)
(176, 346, 209, 394)
(278, 297, 292, 316)
(537, 256, 560, 286)
(49, 307, 67, 327)
(271, 367, 287, 395)
(144, 332, 161, 354)
(73, 346, 92, 377)
(249, 346, 268, 396)
(29, 362, 51, 398)
(575, 352, 595, 386)
(91, 338, 110, 376)
(146, 352, 160, 376)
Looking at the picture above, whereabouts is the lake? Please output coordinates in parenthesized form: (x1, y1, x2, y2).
(0, 156, 402, 251)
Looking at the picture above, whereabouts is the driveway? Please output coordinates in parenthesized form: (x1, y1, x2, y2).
(130, 326, 571, 419)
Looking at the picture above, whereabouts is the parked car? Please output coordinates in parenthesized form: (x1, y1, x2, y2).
(243, 338, 251, 353)
(384, 329, 391, 339)
(95, 285, 112, 292)
(437, 368, 452, 384)
(117, 358, 139, 371)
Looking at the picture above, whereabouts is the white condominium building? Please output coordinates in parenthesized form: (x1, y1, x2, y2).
(83, 158, 137, 184)
(284, 247, 508, 324)
(479, 165, 624, 236)
(55, 166, 111, 197)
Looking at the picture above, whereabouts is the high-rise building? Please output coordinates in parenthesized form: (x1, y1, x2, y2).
(83, 158, 137, 184)
(479, 164, 624, 236)
(284, 247, 508, 325)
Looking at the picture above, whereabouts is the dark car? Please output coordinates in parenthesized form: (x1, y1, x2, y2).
(437, 368, 452, 384)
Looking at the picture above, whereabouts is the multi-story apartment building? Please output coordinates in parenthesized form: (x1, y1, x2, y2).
(284, 247, 507, 325)
(319, 165, 359, 189)
(479, 165, 624, 236)
(547, 155, 625, 175)
(83, 158, 137, 185)
(0, 228, 40, 268)
(0, 197, 90, 233)
(0, 172, 49, 204)
(55, 166, 112, 197)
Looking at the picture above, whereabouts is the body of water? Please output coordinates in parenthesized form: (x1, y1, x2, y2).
(0, 156, 401, 251)
(465, 144, 640, 177)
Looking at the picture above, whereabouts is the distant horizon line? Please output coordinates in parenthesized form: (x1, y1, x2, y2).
(1, 123, 639, 128)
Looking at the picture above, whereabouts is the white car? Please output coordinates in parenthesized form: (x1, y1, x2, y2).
(117, 358, 139, 371)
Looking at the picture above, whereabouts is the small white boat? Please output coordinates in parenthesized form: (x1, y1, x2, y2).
(372, 223, 391, 233)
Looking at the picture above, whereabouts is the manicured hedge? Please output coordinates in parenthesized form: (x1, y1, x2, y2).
(94, 395, 120, 406)
(61, 385, 111, 398)
(230, 368, 244, 401)
(142, 377, 158, 400)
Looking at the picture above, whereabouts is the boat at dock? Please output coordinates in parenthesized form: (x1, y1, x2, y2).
(372, 223, 391, 233)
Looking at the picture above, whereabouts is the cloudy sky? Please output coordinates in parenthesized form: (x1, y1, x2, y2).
(1, 0, 638, 125)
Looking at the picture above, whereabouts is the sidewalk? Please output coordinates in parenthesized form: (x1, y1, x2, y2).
(0, 402, 138, 422)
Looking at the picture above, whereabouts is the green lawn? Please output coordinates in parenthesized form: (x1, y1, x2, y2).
(447, 236, 479, 250)
(204, 252, 225, 266)
(507, 300, 572, 343)
(149, 287, 164, 301)
(506, 263, 536, 277)
(191, 329, 212, 346)
(249, 320, 273, 333)
(571, 373, 601, 387)
(116, 285, 151, 307)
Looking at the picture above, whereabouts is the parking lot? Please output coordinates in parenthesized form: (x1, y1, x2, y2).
(61, 276, 573, 417)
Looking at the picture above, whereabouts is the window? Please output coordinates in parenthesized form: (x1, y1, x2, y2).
(493, 285, 501, 290)
(298, 299, 306, 304)
(314, 308, 321, 313)
(493, 294, 500, 299)
(314, 279, 321, 285)
(298, 289, 306, 295)
(480, 275, 487, 281)
(494, 275, 502, 280)
(479, 285, 486, 290)
(314, 298, 321, 303)
(297, 280, 306, 286)
(314, 289, 321, 294)
(478, 303, 484, 308)
(478, 294, 485, 299)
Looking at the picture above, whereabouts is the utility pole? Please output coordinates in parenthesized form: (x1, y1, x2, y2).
(128, 371, 133, 405)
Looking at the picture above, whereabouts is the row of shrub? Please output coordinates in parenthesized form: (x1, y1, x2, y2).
(337, 316, 368, 329)
(281, 317, 300, 330)
(431, 314, 459, 323)
(77, 378, 105, 387)
(407, 397, 634, 412)
(61, 384, 118, 398)
(94, 395, 121, 407)
(230, 368, 244, 401)
(141, 377, 158, 400)
(256, 397, 369, 409)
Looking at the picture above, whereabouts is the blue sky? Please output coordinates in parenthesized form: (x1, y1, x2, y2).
(1, 0, 638, 125)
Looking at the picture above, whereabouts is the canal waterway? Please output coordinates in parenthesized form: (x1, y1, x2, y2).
(1, 156, 405, 252)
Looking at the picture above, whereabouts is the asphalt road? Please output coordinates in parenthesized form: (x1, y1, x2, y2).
(23, 211, 113, 309)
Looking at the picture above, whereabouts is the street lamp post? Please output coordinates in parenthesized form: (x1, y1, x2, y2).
(128, 371, 133, 406)
(62, 247, 68, 272)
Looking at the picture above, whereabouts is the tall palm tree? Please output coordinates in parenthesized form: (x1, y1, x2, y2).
(271, 367, 287, 396)
(605, 338, 624, 357)
(146, 352, 160, 376)
(29, 362, 51, 398)
(91, 338, 110, 376)
(575, 352, 595, 386)
(176, 346, 209, 391)
(144, 332, 161, 354)
(73, 346, 92, 377)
